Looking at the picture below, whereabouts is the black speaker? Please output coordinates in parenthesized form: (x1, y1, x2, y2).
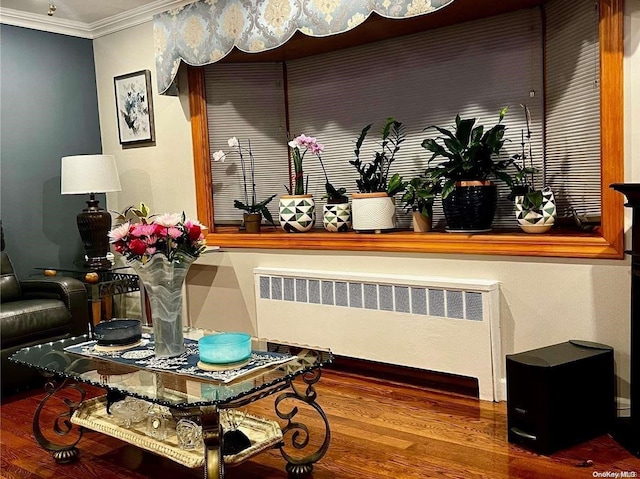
(506, 340, 615, 455)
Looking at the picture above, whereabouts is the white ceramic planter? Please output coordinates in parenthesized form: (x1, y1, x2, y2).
(323, 202, 351, 232)
(515, 189, 557, 233)
(351, 193, 396, 233)
(279, 195, 315, 233)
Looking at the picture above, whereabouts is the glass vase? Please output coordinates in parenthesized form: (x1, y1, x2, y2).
(131, 254, 195, 358)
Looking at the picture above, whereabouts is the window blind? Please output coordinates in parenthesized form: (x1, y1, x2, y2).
(286, 8, 544, 229)
(544, 0, 601, 218)
(205, 63, 288, 225)
(203, 0, 600, 230)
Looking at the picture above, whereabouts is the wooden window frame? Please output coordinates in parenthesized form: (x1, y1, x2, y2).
(188, 0, 623, 259)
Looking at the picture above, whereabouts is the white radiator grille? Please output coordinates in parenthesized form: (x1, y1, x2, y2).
(259, 275, 485, 321)
(255, 268, 503, 401)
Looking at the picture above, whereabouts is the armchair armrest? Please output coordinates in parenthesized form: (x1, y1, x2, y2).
(20, 277, 88, 337)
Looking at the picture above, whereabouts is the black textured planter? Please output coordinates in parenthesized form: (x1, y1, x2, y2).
(442, 183, 498, 232)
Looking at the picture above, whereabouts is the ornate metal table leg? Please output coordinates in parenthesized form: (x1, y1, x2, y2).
(32, 379, 86, 463)
(275, 369, 331, 477)
(201, 405, 224, 479)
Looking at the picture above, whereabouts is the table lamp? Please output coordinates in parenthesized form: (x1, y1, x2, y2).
(61, 155, 122, 271)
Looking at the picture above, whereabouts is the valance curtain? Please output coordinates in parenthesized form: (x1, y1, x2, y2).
(153, 0, 455, 94)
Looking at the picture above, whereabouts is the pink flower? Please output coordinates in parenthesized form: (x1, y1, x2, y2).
(144, 235, 158, 245)
(153, 213, 181, 228)
(311, 142, 324, 155)
(146, 246, 157, 255)
(108, 222, 130, 243)
(131, 223, 156, 238)
(167, 227, 182, 240)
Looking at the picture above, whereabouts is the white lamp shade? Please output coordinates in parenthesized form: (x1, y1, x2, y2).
(61, 155, 122, 194)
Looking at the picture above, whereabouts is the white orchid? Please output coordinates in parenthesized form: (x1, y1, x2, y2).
(227, 137, 239, 148)
(212, 150, 226, 162)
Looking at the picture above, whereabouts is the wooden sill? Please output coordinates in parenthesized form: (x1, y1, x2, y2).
(205, 226, 622, 259)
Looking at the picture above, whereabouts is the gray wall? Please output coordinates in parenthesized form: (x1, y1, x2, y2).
(1, 24, 104, 279)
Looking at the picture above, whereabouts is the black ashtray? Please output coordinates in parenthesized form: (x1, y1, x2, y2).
(94, 318, 142, 347)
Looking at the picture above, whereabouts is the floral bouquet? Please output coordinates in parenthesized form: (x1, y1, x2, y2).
(108, 203, 206, 263)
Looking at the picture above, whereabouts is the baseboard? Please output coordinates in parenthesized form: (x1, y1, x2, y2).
(328, 355, 479, 398)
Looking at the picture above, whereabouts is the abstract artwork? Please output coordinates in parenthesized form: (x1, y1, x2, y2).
(114, 69, 155, 145)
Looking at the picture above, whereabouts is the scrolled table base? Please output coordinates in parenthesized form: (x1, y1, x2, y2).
(275, 368, 331, 477)
(32, 379, 86, 463)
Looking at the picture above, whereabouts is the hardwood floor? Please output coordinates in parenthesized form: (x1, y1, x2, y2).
(1, 370, 638, 478)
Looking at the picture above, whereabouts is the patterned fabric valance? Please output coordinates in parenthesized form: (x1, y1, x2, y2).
(153, 0, 455, 94)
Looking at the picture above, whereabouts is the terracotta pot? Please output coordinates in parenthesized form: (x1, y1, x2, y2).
(412, 212, 432, 232)
(243, 213, 262, 233)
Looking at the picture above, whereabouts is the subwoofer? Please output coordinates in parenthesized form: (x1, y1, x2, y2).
(506, 340, 615, 455)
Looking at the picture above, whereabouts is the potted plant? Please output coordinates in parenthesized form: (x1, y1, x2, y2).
(280, 134, 320, 233)
(349, 117, 406, 232)
(509, 105, 557, 233)
(317, 153, 351, 232)
(422, 107, 513, 232)
(213, 137, 276, 233)
(401, 172, 442, 232)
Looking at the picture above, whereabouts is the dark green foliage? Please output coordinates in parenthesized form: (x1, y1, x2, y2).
(233, 194, 277, 225)
(401, 175, 443, 217)
(350, 118, 406, 196)
(422, 107, 513, 198)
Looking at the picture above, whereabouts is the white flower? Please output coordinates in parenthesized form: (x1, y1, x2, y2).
(108, 221, 130, 243)
(288, 140, 299, 149)
(228, 137, 239, 148)
(153, 213, 181, 227)
(212, 150, 226, 162)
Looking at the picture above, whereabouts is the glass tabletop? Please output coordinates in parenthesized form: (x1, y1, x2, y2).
(10, 327, 333, 408)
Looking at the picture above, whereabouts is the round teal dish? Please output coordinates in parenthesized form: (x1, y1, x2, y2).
(198, 332, 252, 364)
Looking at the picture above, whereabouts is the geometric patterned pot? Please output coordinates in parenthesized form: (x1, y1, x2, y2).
(279, 195, 315, 233)
(515, 189, 557, 233)
(323, 202, 351, 232)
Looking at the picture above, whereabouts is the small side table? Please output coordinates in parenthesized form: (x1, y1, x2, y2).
(34, 266, 141, 326)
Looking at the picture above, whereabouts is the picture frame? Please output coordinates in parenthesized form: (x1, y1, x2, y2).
(114, 69, 155, 145)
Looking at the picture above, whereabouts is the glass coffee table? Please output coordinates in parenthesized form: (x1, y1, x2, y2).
(9, 327, 333, 478)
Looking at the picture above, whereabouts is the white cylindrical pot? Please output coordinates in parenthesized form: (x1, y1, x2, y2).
(351, 193, 396, 232)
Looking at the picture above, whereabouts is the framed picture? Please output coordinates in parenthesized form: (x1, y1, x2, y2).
(114, 69, 155, 145)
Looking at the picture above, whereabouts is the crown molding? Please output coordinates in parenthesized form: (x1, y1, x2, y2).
(0, 7, 93, 38)
(0, 0, 195, 39)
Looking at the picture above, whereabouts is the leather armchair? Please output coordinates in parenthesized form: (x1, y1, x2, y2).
(1, 227, 89, 395)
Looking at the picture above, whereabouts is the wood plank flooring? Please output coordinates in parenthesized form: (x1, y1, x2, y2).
(1, 370, 638, 478)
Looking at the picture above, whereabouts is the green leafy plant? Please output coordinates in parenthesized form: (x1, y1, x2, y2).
(401, 173, 442, 217)
(350, 118, 407, 196)
(422, 107, 513, 198)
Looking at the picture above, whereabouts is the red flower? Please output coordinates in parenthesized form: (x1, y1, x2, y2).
(129, 239, 147, 255)
(113, 241, 126, 253)
(188, 224, 202, 241)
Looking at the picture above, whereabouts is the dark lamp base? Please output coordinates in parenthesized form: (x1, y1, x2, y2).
(77, 196, 112, 272)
